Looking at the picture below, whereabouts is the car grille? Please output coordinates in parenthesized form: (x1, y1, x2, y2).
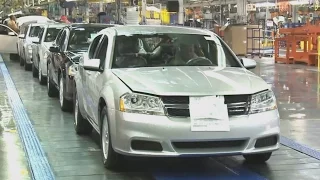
(161, 95, 251, 117)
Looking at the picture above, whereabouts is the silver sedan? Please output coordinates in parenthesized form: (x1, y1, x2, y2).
(73, 25, 280, 169)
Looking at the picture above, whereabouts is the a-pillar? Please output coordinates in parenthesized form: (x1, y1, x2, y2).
(236, 0, 247, 22)
(178, 0, 184, 25)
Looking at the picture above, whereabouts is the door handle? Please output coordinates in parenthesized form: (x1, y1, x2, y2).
(86, 71, 92, 75)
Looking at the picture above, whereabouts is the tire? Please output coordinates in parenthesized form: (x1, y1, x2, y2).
(32, 62, 38, 77)
(19, 56, 24, 66)
(24, 61, 32, 71)
(59, 75, 72, 111)
(9, 54, 19, 60)
(47, 66, 58, 97)
(74, 90, 92, 135)
(243, 152, 272, 163)
(101, 106, 122, 169)
(38, 62, 46, 85)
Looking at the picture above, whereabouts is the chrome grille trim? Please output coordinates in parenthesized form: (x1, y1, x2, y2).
(161, 95, 251, 117)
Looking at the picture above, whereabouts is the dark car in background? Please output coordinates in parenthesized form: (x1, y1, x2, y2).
(47, 23, 115, 111)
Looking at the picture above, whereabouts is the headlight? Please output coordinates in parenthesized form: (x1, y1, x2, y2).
(119, 93, 164, 115)
(249, 90, 277, 114)
(68, 64, 78, 76)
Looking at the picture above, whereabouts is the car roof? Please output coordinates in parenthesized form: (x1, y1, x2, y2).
(68, 23, 116, 29)
(106, 25, 214, 36)
(31, 22, 52, 26)
(47, 23, 68, 28)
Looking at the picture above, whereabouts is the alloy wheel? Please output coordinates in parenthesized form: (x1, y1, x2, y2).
(102, 115, 109, 159)
(59, 77, 64, 107)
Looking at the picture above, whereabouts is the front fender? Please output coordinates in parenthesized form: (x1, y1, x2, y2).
(99, 74, 131, 141)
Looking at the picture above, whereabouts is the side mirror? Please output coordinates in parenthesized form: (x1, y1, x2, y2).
(49, 46, 60, 53)
(8, 32, 16, 36)
(241, 58, 257, 70)
(18, 34, 25, 39)
(83, 58, 101, 71)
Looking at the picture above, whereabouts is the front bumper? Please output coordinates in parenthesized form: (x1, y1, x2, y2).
(110, 109, 280, 157)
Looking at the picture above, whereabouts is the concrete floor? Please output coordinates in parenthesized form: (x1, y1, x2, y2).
(1, 54, 320, 180)
(0, 63, 30, 180)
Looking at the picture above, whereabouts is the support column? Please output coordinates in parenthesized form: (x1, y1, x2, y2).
(115, 0, 121, 23)
(142, 0, 146, 24)
(178, 0, 183, 25)
(99, 0, 104, 12)
(85, 1, 90, 23)
(236, 0, 247, 22)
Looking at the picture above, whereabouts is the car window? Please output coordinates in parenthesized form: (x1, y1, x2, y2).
(29, 26, 42, 37)
(67, 27, 106, 52)
(88, 35, 102, 59)
(111, 33, 242, 69)
(95, 36, 108, 70)
(0, 24, 14, 35)
(44, 27, 63, 42)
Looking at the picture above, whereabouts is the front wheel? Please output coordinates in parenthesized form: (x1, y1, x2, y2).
(10, 54, 19, 60)
(32, 62, 38, 77)
(74, 90, 92, 135)
(243, 152, 272, 163)
(59, 75, 72, 111)
(24, 61, 32, 71)
(47, 66, 58, 97)
(38, 63, 46, 85)
(101, 106, 122, 169)
(19, 56, 24, 66)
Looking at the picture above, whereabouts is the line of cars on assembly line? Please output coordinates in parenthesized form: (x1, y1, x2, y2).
(0, 17, 281, 170)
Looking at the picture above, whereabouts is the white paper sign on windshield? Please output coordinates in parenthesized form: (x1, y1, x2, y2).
(189, 96, 230, 132)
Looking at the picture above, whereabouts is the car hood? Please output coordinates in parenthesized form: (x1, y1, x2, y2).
(112, 66, 270, 96)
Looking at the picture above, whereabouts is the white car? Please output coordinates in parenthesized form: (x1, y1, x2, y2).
(0, 24, 19, 56)
(17, 22, 46, 70)
(32, 23, 67, 84)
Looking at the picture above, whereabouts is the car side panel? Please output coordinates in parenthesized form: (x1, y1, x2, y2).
(74, 70, 88, 118)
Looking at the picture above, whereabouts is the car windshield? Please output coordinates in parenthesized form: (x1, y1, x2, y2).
(44, 27, 62, 42)
(67, 27, 105, 52)
(112, 33, 241, 69)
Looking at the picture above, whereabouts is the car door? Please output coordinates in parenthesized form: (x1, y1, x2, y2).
(36, 27, 46, 68)
(57, 29, 70, 84)
(87, 34, 110, 124)
(0, 24, 18, 54)
(82, 34, 104, 121)
(33, 27, 44, 68)
(53, 30, 67, 85)
(48, 29, 63, 81)
(17, 25, 28, 56)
